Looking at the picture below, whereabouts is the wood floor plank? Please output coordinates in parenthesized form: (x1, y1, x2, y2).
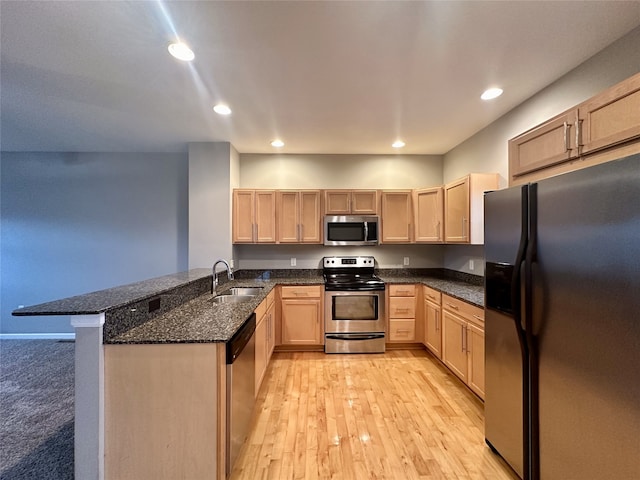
(230, 350, 518, 480)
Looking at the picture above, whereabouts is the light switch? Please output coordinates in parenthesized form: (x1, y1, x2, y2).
(291, 257, 297, 267)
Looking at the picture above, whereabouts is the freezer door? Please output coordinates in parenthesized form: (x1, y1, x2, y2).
(484, 186, 527, 479)
(533, 153, 640, 479)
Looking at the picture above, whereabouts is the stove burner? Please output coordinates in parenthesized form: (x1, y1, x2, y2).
(323, 256, 385, 291)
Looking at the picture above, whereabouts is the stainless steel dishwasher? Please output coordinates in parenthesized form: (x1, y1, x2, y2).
(226, 313, 256, 476)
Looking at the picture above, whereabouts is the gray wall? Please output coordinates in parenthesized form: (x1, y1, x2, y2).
(1, 152, 188, 334)
(188, 143, 239, 269)
(443, 25, 640, 275)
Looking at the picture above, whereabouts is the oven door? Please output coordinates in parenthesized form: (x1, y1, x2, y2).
(324, 290, 385, 334)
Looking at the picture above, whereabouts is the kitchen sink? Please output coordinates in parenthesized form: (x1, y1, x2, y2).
(211, 294, 255, 305)
(226, 287, 264, 296)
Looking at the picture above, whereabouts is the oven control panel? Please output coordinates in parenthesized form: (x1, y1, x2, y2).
(323, 256, 375, 268)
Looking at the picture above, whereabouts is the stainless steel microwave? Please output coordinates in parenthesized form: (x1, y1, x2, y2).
(324, 215, 379, 246)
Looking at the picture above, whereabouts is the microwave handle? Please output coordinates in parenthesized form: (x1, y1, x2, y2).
(364, 221, 369, 241)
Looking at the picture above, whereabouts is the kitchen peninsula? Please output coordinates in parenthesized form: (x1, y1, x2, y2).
(13, 267, 483, 480)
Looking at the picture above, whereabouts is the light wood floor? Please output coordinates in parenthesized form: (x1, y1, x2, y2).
(230, 350, 518, 480)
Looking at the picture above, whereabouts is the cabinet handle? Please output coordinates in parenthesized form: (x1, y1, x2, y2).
(253, 223, 257, 241)
(437, 220, 441, 239)
(396, 329, 410, 334)
(435, 310, 439, 331)
(396, 290, 411, 294)
(563, 121, 570, 152)
(462, 217, 467, 239)
(446, 303, 459, 310)
(293, 291, 308, 296)
(395, 308, 411, 312)
(465, 327, 470, 354)
(575, 119, 582, 148)
(473, 314, 483, 321)
(427, 294, 435, 301)
(461, 326, 465, 353)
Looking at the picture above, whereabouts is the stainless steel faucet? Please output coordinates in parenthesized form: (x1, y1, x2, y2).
(212, 259, 234, 294)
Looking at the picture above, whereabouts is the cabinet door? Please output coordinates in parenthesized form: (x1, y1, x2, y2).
(381, 191, 412, 243)
(299, 191, 322, 243)
(281, 299, 322, 345)
(579, 72, 640, 156)
(324, 190, 351, 214)
(266, 302, 276, 359)
(277, 191, 299, 243)
(255, 191, 276, 243)
(424, 299, 442, 359)
(509, 109, 579, 180)
(444, 177, 469, 243)
(413, 187, 444, 243)
(233, 190, 255, 243)
(351, 190, 379, 214)
(442, 310, 468, 382)
(467, 322, 485, 399)
(255, 314, 268, 395)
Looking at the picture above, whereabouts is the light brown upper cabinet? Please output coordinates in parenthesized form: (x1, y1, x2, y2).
(444, 173, 499, 244)
(510, 72, 640, 186)
(380, 190, 413, 243)
(324, 190, 379, 215)
(233, 189, 276, 243)
(578, 72, 640, 156)
(413, 186, 444, 243)
(276, 190, 322, 244)
(509, 109, 579, 180)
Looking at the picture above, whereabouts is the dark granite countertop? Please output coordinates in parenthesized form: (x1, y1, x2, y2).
(12, 269, 214, 316)
(106, 276, 324, 344)
(14, 267, 483, 344)
(378, 275, 484, 308)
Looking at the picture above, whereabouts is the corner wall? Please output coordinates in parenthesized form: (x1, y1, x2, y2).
(443, 25, 640, 275)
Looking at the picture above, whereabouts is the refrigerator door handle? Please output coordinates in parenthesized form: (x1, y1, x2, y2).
(524, 183, 540, 480)
(512, 184, 531, 480)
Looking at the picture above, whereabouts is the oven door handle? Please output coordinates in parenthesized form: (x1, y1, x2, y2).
(325, 333, 385, 341)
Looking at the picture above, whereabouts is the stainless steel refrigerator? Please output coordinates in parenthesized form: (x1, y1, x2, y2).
(484, 153, 640, 480)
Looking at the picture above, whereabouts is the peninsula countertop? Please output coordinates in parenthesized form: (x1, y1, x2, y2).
(14, 268, 484, 344)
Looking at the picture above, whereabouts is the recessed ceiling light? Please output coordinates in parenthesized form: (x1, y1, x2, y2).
(271, 139, 284, 148)
(392, 140, 405, 148)
(168, 42, 194, 61)
(481, 87, 503, 100)
(213, 104, 232, 115)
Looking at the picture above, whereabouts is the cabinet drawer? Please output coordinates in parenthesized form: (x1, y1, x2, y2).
(389, 319, 416, 341)
(423, 285, 441, 306)
(254, 299, 267, 320)
(389, 284, 416, 296)
(280, 285, 322, 299)
(442, 294, 484, 327)
(389, 296, 415, 318)
(266, 289, 275, 308)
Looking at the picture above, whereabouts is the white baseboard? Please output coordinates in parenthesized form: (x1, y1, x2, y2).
(0, 333, 76, 340)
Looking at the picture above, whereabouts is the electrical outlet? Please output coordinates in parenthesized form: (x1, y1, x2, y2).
(469, 259, 475, 270)
(403, 256, 410, 266)
(229, 259, 234, 269)
(290, 257, 297, 267)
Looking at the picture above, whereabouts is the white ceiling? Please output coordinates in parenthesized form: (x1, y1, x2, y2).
(2, 1, 639, 155)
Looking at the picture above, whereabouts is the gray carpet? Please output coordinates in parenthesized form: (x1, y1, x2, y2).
(0, 340, 74, 479)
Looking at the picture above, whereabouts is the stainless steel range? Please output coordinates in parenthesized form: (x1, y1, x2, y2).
(323, 256, 386, 353)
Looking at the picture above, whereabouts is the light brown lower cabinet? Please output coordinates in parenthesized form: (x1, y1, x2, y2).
(279, 285, 323, 346)
(104, 343, 226, 480)
(255, 289, 276, 395)
(423, 285, 442, 359)
(388, 284, 418, 343)
(441, 294, 485, 399)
